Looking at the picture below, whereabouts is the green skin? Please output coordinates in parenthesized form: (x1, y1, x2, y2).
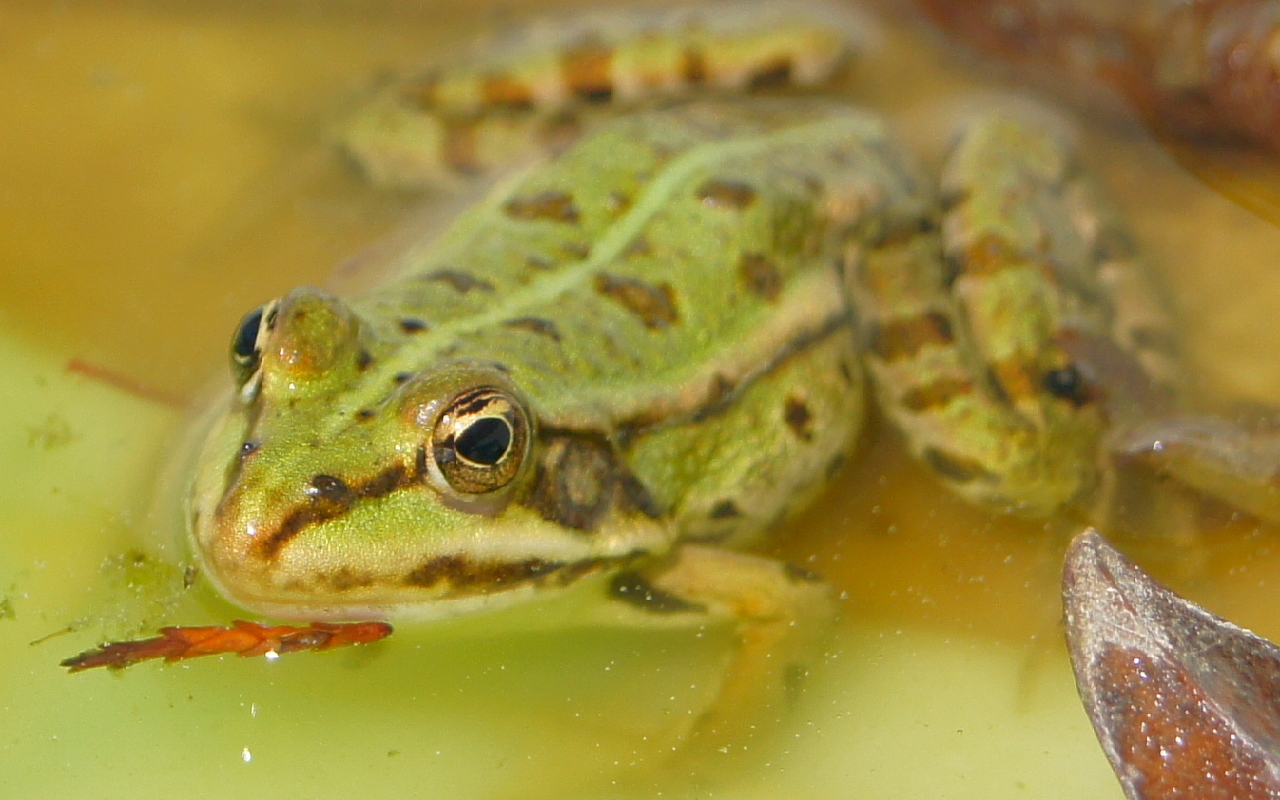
(189, 98, 1158, 624)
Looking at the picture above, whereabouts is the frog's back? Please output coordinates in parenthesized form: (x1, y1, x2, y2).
(350, 100, 931, 540)
(355, 100, 923, 430)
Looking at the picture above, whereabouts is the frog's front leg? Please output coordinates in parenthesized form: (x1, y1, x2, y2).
(610, 545, 837, 746)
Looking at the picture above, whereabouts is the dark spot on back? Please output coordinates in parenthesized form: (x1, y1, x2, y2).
(747, 57, 793, 90)
(784, 396, 814, 441)
(696, 179, 756, 210)
(609, 571, 704, 613)
(922, 447, 996, 484)
(355, 408, 376, 421)
(399, 317, 428, 334)
(739, 253, 783, 301)
(594, 273, 679, 329)
(394, 371, 414, 384)
(356, 350, 374, 370)
(504, 316, 561, 341)
(559, 240, 591, 260)
(425, 270, 495, 293)
(709, 499, 742, 519)
(504, 190, 580, 223)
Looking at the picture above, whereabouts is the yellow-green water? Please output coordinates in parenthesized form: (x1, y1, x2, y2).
(4, 1, 1280, 797)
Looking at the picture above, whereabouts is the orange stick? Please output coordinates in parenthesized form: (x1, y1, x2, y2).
(61, 620, 394, 672)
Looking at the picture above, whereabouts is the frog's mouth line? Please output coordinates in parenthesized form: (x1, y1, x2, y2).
(397, 550, 648, 598)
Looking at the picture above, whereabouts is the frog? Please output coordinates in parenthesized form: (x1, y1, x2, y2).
(63, 0, 1244, 741)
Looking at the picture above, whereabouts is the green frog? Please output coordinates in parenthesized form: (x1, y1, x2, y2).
(66, 3, 1207, 732)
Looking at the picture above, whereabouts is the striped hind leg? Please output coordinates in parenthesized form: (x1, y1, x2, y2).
(339, 3, 859, 189)
(848, 115, 1111, 516)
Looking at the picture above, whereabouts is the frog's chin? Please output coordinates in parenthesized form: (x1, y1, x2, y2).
(211, 567, 618, 626)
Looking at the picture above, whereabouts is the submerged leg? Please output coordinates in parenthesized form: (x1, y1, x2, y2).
(617, 544, 837, 747)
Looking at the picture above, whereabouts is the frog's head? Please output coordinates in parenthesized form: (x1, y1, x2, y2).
(188, 287, 663, 621)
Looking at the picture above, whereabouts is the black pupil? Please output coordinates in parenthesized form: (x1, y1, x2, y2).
(232, 306, 265, 364)
(455, 417, 512, 466)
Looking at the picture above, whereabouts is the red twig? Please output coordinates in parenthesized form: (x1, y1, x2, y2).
(61, 620, 394, 672)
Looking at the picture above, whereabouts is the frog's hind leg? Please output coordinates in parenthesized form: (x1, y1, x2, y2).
(611, 544, 837, 751)
(339, 4, 860, 190)
(849, 114, 1153, 517)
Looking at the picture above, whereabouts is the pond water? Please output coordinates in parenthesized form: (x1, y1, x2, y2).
(4, 1, 1280, 798)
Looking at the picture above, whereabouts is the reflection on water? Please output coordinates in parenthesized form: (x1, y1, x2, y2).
(2, 1, 1280, 798)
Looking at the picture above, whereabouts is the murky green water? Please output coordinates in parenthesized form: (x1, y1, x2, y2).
(4, 2, 1280, 797)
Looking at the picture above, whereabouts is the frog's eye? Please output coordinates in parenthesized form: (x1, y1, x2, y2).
(230, 299, 279, 403)
(432, 386, 530, 494)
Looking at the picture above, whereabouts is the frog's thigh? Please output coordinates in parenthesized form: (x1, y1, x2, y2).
(627, 324, 864, 547)
(624, 544, 838, 742)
